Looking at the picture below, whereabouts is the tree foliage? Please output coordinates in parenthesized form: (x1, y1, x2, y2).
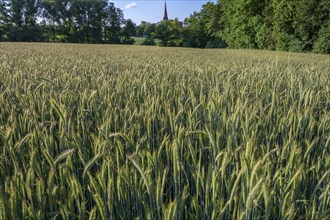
(219, 0, 330, 53)
(0, 0, 128, 43)
(122, 19, 136, 44)
(0, 0, 10, 40)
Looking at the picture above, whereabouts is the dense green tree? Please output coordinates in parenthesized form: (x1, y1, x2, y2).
(102, 2, 123, 43)
(182, 12, 207, 48)
(122, 19, 136, 43)
(70, 0, 106, 43)
(167, 18, 183, 46)
(255, 1, 274, 49)
(137, 21, 157, 45)
(312, 0, 330, 53)
(25, 0, 40, 26)
(270, 0, 330, 52)
(199, 2, 222, 39)
(271, 0, 298, 51)
(136, 21, 156, 38)
(182, 2, 224, 48)
(41, 0, 72, 42)
(10, 0, 40, 27)
(7, 0, 43, 41)
(0, 0, 10, 40)
(154, 19, 181, 46)
(221, 0, 269, 49)
(135, 21, 145, 37)
(155, 20, 171, 46)
(313, 20, 330, 54)
(290, 0, 320, 51)
(10, 0, 24, 26)
(218, 0, 330, 53)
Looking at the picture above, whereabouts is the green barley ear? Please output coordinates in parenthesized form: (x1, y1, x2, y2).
(54, 149, 76, 166)
(83, 153, 103, 178)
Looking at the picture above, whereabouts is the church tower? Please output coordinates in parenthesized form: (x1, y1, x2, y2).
(163, 0, 168, 21)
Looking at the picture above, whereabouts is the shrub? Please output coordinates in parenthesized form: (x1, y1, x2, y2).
(122, 37, 135, 45)
(313, 22, 330, 54)
(141, 37, 156, 46)
(8, 26, 45, 42)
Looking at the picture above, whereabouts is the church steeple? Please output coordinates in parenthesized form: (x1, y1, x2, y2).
(163, 0, 168, 21)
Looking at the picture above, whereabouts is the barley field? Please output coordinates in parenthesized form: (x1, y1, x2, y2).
(0, 43, 329, 219)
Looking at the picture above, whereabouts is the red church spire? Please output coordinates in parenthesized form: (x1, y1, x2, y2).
(163, 0, 168, 21)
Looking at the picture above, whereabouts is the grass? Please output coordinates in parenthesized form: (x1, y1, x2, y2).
(0, 42, 329, 219)
(132, 37, 161, 45)
(132, 37, 146, 45)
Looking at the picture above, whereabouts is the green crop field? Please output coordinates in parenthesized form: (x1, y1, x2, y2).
(0, 43, 329, 219)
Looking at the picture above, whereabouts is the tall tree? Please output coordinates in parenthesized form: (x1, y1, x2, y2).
(25, 0, 40, 26)
(221, 0, 269, 49)
(0, 0, 10, 40)
(182, 2, 224, 48)
(313, 0, 330, 53)
(271, 0, 329, 52)
(42, 0, 72, 42)
(167, 18, 182, 46)
(155, 20, 171, 46)
(199, 2, 222, 40)
(70, 0, 107, 43)
(271, 0, 298, 51)
(121, 18, 136, 44)
(6, 0, 43, 41)
(136, 21, 156, 38)
(10, 0, 24, 26)
(0, 1, 9, 23)
(102, 2, 123, 43)
(183, 12, 207, 48)
(292, 0, 319, 51)
(10, 0, 40, 27)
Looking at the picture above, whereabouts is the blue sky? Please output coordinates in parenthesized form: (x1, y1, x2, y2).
(112, 0, 216, 25)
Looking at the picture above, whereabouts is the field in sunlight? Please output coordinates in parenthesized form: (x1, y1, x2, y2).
(0, 43, 329, 219)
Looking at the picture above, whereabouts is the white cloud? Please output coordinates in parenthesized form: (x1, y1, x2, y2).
(125, 3, 137, 9)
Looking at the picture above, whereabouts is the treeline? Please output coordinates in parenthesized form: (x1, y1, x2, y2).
(0, 0, 136, 44)
(1, 0, 329, 53)
(136, 0, 330, 53)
